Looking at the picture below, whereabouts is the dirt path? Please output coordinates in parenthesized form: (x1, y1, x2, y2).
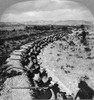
(0, 74, 32, 100)
(0, 46, 33, 100)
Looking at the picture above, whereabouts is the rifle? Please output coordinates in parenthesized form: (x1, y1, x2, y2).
(11, 86, 50, 90)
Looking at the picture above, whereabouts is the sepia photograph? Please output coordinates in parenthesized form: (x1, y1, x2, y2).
(0, 0, 94, 99)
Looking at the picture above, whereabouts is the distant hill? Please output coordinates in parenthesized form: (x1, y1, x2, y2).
(0, 20, 94, 26)
(22, 20, 94, 26)
(0, 22, 25, 27)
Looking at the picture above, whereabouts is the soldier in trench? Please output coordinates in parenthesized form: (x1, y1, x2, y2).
(78, 28, 89, 45)
(75, 80, 94, 100)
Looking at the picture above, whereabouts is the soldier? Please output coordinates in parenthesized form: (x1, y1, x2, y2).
(79, 28, 89, 45)
(39, 73, 52, 88)
(75, 80, 94, 100)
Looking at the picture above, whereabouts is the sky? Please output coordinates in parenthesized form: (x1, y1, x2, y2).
(0, 0, 94, 22)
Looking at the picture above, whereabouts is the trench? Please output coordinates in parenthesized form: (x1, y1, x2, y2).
(0, 32, 74, 100)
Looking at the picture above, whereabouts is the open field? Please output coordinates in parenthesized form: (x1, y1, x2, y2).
(0, 24, 94, 99)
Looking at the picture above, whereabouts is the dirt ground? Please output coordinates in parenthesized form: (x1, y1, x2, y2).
(38, 31, 94, 96)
